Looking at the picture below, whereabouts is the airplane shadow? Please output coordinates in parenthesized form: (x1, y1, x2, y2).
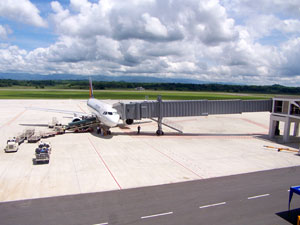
(90, 131, 113, 139)
(110, 131, 266, 137)
(276, 208, 300, 225)
(18, 123, 300, 148)
(32, 158, 49, 165)
(19, 123, 49, 127)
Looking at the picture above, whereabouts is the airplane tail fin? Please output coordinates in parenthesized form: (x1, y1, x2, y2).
(89, 77, 94, 98)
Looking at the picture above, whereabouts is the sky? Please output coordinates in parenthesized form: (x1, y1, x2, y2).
(0, 0, 300, 86)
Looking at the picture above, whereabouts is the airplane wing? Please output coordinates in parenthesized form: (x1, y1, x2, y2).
(26, 107, 91, 117)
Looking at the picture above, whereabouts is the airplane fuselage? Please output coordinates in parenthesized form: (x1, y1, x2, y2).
(87, 98, 120, 128)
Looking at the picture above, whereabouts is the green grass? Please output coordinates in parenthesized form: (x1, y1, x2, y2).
(0, 89, 272, 100)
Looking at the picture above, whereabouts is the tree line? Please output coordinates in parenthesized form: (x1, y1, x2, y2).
(0, 79, 300, 95)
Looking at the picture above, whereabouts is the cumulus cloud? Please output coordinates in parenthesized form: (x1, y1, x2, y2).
(279, 38, 300, 76)
(0, 0, 300, 85)
(0, 0, 47, 27)
(0, 45, 28, 72)
(142, 13, 168, 38)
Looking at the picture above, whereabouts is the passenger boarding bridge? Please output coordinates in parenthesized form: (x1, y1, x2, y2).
(114, 96, 300, 142)
(114, 97, 273, 135)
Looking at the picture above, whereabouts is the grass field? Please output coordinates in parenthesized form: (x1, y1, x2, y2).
(0, 89, 272, 100)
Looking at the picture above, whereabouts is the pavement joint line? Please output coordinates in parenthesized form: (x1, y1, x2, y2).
(88, 137, 122, 190)
(141, 211, 173, 219)
(199, 202, 226, 209)
(143, 140, 203, 179)
(247, 193, 270, 200)
(69, 150, 82, 194)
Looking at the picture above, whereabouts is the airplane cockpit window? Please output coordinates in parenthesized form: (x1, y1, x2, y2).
(108, 112, 113, 115)
(103, 112, 107, 115)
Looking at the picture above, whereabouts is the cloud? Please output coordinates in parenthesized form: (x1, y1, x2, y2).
(279, 37, 300, 77)
(0, 45, 27, 72)
(0, 0, 300, 86)
(0, 0, 47, 27)
(142, 13, 168, 38)
(222, 0, 300, 18)
(279, 19, 300, 34)
(50, 0, 111, 38)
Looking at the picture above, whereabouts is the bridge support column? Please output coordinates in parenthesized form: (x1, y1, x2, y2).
(269, 115, 280, 138)
(294, 122, 299, 137)
(283, 117, 291, 143)
(269, 116, 276, 139)
(156, 95, 164, 135)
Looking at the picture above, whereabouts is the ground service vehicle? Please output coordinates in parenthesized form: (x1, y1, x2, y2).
(35, 142, 51, 163)
(4, 135, 25, 152)
(5, 138, 19, 152)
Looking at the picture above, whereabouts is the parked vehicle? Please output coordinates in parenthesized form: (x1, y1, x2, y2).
(28, 135, 41, 143)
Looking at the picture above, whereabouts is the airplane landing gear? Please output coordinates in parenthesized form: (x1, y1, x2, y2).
(156, 130, 164, 136)
(99, 128, 111, 136)
(156, 95, 164, 136)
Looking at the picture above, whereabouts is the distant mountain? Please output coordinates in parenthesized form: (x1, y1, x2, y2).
(0, 73, 212, 84)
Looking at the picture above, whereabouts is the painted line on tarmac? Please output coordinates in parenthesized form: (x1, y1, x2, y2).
(77, 104, 87, 113)
(242, 118, 269, 130)
(144, 141, 203, 179)
(247, 193, 270, 200)
(141, 211, 173, 219)
(88, 137, 122, 190)
(199, 202, 226, 209)
(93, 222, 108, 225)
(0, 109, 27, 128)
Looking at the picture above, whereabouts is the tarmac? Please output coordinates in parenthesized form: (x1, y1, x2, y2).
(0, 99, 299, 202)
(2, 166, 300, 225)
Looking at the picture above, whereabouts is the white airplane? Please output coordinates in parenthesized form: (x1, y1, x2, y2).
(86, 78, 120, 128)
(28, 78, 122, 134)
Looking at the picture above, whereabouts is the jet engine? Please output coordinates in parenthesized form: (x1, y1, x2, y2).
(125, 119, 134, 125)
(72, 117, 81, 123)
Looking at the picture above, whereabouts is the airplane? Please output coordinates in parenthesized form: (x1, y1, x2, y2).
(27, 78, 124, 135)
(86, 78, 120, 133)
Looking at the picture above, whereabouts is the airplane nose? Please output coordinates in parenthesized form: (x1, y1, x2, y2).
(113, 115, 120, 125)
(107, 115, 119, 127)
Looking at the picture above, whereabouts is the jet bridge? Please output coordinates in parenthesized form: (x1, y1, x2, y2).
(113, 98, 272, 135)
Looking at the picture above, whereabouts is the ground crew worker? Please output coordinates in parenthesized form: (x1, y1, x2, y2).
(137, 126, 141, 134)
(97, 126, 101, 135)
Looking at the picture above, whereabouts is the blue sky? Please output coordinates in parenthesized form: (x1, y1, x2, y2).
(0, 0, 300, 86)
(0, 19, 56, 50)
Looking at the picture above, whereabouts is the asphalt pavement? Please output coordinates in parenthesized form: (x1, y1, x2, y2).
(1, 166, 300, 225)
